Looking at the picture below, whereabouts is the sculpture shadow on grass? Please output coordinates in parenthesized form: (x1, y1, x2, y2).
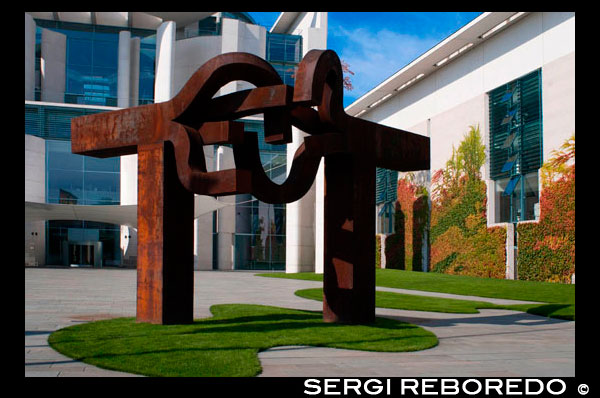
(48, 304, 438, 377)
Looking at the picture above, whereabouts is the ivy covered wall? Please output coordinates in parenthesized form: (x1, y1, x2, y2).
(379, 127, 575, 284)
(517, 134, 575, 283)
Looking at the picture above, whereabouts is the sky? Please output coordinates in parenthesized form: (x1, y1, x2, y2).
(248, 12, 482, 108)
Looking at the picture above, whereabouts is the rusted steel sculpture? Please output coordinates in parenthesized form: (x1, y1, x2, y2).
(71, 50, 429, 325)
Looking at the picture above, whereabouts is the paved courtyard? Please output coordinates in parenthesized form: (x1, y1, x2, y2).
(25, 268, 575, 377)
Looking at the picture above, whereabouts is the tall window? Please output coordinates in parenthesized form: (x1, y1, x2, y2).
(376, 168, 398, 234)
(489, 69, 543, 223)
(266, 33, 302, 86)
(214, 120, 287, 271)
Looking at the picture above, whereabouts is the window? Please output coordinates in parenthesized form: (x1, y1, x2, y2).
(375, 168, 398, 234)
(46, 140, 120, 206)
(267, 33, 302, 86)
(213, 120, 287, 270)
(34, 19, 156, 106)
(489, 69, 542, 223)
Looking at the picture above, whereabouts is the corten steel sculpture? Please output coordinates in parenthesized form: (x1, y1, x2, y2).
(71, 50, 429, 325)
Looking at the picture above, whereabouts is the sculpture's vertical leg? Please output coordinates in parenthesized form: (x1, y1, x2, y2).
(323, 153, 376, 324)
(136, 141, 194, 324)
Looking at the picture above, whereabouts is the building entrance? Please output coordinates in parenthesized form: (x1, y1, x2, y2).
(69, 243, 94, 266)
(62, 240, 103, 267)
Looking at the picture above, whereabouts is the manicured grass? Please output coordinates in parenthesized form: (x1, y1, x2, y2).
(258, 268, 575, 304)
(295, 288, 574, 321)
(48, 304, 438, 377)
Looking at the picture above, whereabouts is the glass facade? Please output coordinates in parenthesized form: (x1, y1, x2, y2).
(46, 140, 120, 206)
(489, 69, 543, 223)
(217, 120, 287, 270)
(34, 19, 156, 106)
(45, 139, 121, 266)
(28, 16, 305, 270)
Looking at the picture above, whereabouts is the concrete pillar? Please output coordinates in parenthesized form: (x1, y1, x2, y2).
(314, 159, 324, 273)
(220, 18, 242, 96)
(155, 21, 176, 102)
(25, 13, 36, 101)
(40, 28, 66, 103)
(285, 127, 316, 273)
(117, 31, 131, 108)
(215, 146, 236, 270)
(194, 145, 215, 270)
(129, 37, 140, 107)
(286, 12, 328, 274)
(505, 223, 517, 279)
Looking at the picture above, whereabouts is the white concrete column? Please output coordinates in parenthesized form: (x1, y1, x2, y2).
(215, 146, 236, 270)
(314, 159, 324, 273)
(505, 223, 516, 279)
(309, 13, 327, 274)
(194, 145, 216, 270)
(154, 21, 176, 102)
(117, 31, 131, 108)
(286, 127, 316, 273)
(40, 28, 66, 103)
(286, 12, 328, 274)
(129, 36, 140, 107)
(25, 13, 36, 101)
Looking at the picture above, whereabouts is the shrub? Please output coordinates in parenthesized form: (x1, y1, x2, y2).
(517, 135, 575, 283)
(429, 125, 506, 278)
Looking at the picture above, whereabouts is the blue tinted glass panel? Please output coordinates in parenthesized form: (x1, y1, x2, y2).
(503, 175, 521, 196)
(501, 154, 518, 173)
(269, 40, 285, 62)
(47, 170, 84, 203)
(92, 40, 118, 68)
(68, 39, 93, 65)
(501, 91, 513, 102)
(47, 141, 83, 170)
(85, 156, 120, 172)
(84, 172, 120, 205)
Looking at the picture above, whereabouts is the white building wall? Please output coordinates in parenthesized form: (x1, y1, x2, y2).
(173, 35, 222, 95)
(25, 134, 46, 266)
(25, 14, 36, 101)
(40, 28, 66, 103)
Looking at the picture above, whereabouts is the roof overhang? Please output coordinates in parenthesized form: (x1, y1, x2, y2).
(25, 195, 229, 228)
(270, 12, 301, 34)
(345, 12, 529, 118)
(26, 12, 217, 30)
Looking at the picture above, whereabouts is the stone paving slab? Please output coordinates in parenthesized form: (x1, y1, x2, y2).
(25, 268, 574, 377)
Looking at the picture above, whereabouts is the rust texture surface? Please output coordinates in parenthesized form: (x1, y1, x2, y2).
(71, 50, 429, 325)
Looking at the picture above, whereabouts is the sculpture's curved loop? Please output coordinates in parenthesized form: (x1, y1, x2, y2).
(232, 132, 324, 204)
(292, 49, 346, 130)
(169, 52, 285, 128)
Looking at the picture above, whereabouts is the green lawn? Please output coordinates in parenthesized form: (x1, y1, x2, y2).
(295, 288, 574, 321)
(48, 304, 438, 377)
(257, 268, 575, 304)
